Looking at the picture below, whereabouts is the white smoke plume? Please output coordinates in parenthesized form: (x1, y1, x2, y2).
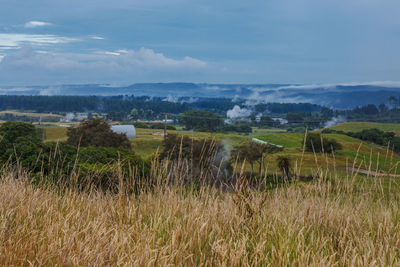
(62, 113, 75, 122)
(323, 116, 346, 128)
(163, 95, 179, 103)
(226, 105, 252, 119)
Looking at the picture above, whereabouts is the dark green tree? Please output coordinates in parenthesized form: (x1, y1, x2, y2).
(259, 115, 278, 127)
(389, 96, 397, 108)
(286, 113, 303, 123)
(320, 107, 334, 119)
(67, 119, 131, 148)
(303, 133, 342, 153)
(179, 110, 223, 132)
(378, 103, 388, 113)
(232, 142, 283, 176)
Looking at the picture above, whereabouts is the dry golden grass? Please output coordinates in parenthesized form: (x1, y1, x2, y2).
(1, 167, 400, 266)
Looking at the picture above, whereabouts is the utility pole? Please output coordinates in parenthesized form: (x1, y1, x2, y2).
(164, 113, 167, 141)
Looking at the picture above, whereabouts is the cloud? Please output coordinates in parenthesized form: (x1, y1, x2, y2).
(0, 34, 79, 52)
(0, 47, 208, 84)
(90, 36, 105, 40)
(249, 81, 400, 93)
(24, 21, 52, 28)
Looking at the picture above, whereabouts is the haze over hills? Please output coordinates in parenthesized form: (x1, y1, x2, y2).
(0, 82, 399, 109)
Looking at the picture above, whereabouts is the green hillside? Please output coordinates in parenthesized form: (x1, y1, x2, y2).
(43, 124, 400, 176)
(330, 122, 400, 135)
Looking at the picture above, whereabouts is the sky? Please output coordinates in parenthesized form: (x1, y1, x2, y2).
(0, 0, 399, 85)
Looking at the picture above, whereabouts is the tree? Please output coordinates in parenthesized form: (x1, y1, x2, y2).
(0, 122, 49, 171)
(259, 115, 278, 127)
(232, 142, 283, 176)
(161, 134, 231, 185)
(0, 121, 39, 145)
(360, 104, 379, 115)
(378, 103, 388, 113)
(320, 107, 334, 119)
(389, 96, 397, 108)
(179, 110, 223, 132)
(303, 133, 342, 153)
(129, 108, 139, 120)
(286, 113, 303, 123)
(67, 119, 131, 148)
(106, 111, 124, 121)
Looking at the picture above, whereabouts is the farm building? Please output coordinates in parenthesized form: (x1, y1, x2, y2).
(110, 125, 136, 138)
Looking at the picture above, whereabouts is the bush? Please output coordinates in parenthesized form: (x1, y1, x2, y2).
(150, 123, 176, 130)
(133, 122, 150, 129)
(179, 110, 223, 132)
(286, 113, 303, 123)
(161, 134, 232, 185)
(287, 127, 306, 133)
(67, 119, 131, 148)
(221, 124, 252, 134)
(303, 133, 342, 153)
(194, 126, 209, 132)
(77, 146, 151, 190)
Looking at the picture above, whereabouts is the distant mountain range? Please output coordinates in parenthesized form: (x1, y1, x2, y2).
(0, 82, 399, 109)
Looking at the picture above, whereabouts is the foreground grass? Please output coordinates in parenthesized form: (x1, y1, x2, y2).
(1, 172, 400, 265)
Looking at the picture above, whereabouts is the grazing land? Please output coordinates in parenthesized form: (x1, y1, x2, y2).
(42, 122, 400, 175)
(330, 122, 400, 135)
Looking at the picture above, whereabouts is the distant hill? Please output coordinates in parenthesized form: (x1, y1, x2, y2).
(0, 82, 399, 109)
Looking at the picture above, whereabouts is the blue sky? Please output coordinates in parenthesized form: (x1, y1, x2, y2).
(0, 0, 399, 85)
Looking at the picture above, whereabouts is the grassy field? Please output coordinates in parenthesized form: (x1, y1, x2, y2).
(253, 132, 400, 175)
(44, 126, 69, 142)
(3, 121, 400, 265)
(0, 110, 63, 118)
(43, 122, 400, 175)
(2, 166, 400, 265)
(330, 122, 400, 135)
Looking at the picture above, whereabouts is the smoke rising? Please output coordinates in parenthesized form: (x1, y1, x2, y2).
(323, 116, 346, 128)
(226, 105, 252, 119)
(62, 113, 75, 122)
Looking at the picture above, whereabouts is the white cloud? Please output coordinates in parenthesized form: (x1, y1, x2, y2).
(104, 51, 121, 56)
(248, 81, 400, 93)
(0, 34, 79, 51)
(0, 47, 208, 84)
(24, 21, 52, 28)
(90, 36, 105, 40)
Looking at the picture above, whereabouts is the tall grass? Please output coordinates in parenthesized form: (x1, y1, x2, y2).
(1, 155, 400, 265)
(2, 134, 400, 265)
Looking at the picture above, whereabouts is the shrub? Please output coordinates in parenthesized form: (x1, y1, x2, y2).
(221, 124, 252, 134)
(232, 142, 283, 175)
(303, 133, 342, 153)
(133, 122, 150, 128)
(67, 119, 131, 148)
(150, 123, 176, 130)
(286, 113, 303, 123)
(161, 134, 232, 185)
(179, 110, 223, 132)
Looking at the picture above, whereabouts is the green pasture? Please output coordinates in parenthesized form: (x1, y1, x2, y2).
(42, 122, 400, 176)
(330, 122, 400, 135)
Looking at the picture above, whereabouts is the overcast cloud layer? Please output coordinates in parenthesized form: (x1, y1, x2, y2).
(0, 0, 400, 85)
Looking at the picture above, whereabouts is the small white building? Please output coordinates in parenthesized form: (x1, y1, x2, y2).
(111, 125, 136, 138)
